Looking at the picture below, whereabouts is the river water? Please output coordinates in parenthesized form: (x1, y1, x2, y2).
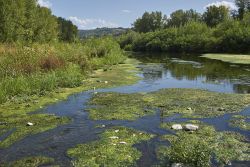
(0, 53, 250, 166)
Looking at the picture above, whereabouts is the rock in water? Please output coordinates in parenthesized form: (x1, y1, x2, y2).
(171, 124, 183, 130)
(27, 122, 34, 126)
(184, 124, 199, 131)
(109, 136, 119, 139)
(171, 163, 184, 167)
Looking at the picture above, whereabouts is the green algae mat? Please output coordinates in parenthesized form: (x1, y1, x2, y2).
(202, 54, 250, 64)
(68, 127, 154, 167)
(88, 88, 250, 120)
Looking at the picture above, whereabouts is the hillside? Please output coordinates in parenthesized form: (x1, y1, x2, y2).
(79, 27, 129, 38)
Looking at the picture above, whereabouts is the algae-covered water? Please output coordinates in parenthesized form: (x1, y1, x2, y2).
(0, 53, 250, 166)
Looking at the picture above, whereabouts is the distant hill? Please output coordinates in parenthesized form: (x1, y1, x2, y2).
(79, 27, 129, 38)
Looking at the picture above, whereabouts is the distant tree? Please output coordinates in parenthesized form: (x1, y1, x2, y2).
(202, 5, 230, 27)
(133, 11, 167, 33)
(58, 17, 78, 42)
(34, 7, 58, 42)
(167, 9, 201, 27)
(235, 0, 250, 19)
(0, 0, 26, 41)
(0, 0, 59, 42)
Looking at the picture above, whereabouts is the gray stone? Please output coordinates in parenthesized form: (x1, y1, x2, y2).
(27, 122, 34, 126)
(171, 163, 184, 167)
(184, 124, 199, 131)
(171, 124, 183, 130)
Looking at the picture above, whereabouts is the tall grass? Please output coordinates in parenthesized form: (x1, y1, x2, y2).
(0, 37, 126, 104)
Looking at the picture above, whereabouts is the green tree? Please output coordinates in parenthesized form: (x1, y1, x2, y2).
(167, 9, 201, 27)
(235, 0, 250, 19)
(34, 7, 58, 42)
(58, 17, 78, 42)
(133, 11, 167, 33)
(203, 5, 230, 27)
(0, 0, 26, 41)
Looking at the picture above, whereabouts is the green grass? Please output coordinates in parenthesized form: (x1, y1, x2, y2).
(87, 88, 250, 120)
(67, 127, 154, 167)
(0, 38, 126, 104)
(158, 122, 250, 166)
(202, 54, 250, 64)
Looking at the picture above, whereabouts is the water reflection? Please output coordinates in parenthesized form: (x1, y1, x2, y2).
(133, 52, 250, 94)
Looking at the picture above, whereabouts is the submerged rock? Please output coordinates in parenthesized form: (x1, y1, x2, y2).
(184, 124, 199, 131)
(218, 107, 226, 111)
(171, 124, 183, 130)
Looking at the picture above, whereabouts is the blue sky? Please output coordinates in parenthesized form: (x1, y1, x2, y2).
(38, 0, 236, 30)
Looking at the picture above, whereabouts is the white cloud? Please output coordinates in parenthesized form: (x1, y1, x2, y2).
(122, 10, 132, 13)
(38, 0, 52, 8)
(69, 16, 119, 29)
(205, 1, 237, 10)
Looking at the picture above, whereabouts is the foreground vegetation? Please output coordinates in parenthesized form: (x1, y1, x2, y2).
(88, 89, 250, 120)
(202, 54, 250, 64)
(0, 38, 126, 104)
(158, 121, 250, 166)
(0, 55, 140, 149)
(68, 127, 154, 167)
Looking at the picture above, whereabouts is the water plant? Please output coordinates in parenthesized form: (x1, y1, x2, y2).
(68, 127, 154, 167)
(88, 89, 250, 120)
(158, 122, 250, 166)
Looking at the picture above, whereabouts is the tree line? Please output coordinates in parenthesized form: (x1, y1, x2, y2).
(0, 0, 78, 43)
(119, 0, 250, 53)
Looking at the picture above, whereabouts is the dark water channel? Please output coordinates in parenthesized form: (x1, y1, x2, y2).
(0, 53, 250, 166)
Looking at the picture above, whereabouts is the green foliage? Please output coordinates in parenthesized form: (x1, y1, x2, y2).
(124, 6, 250, 53)
(0, 0, 77, 43)
(79, 27, 128, 39)
(133, 11, 167, 33)
(235, 0, 250, 19)
(202, 5, 230, 27)
(167, 9, 201, 27)
(58, 17, 78, 42)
